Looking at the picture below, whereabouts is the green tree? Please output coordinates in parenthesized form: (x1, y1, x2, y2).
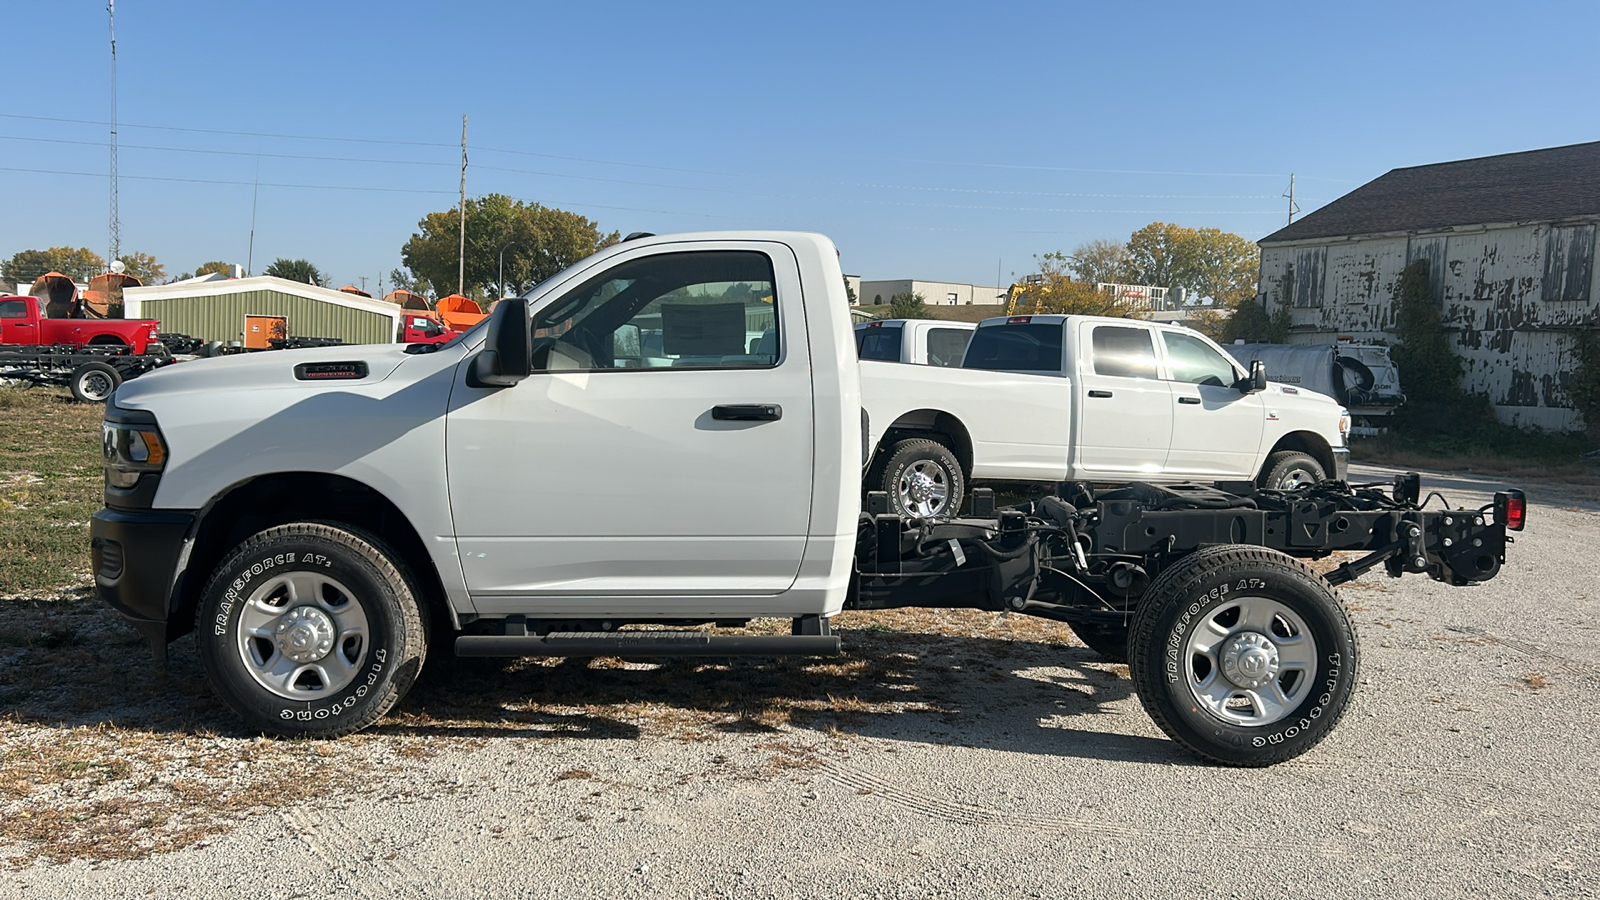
(1221, 295, 1291, 343)
(389, 266, 434, 299)
(1125, 223, 1198, 291)
(1121, 223, 1259, 306)
(399, 194, 620, 301)
(888, 291, 927, 318)
(1066, 238, 1133, 286)
(1390, 259, 1462, 403)
(195, 261, 233, 277)
(118, 251, 166, 284)
(1, 246, 106, 283)
(264, 258, 328, 286)
(844, 277, 857, 304)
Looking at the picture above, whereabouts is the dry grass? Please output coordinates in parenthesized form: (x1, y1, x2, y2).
(0, 386, 105, 596)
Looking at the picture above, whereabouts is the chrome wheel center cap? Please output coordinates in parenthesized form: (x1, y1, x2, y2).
(907, 471, 938, 503)
(276, 607, 336, 664)
(1220, 631, 1280, 689)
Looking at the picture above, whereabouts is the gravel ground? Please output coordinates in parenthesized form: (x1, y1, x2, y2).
(3, 464, 1597, 899)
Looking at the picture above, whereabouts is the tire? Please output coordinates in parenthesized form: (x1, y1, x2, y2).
(69, 361, 122, 403)
(1127, 545, 1358, 766)
(872, 437, 964, 518)
(1069, 621, 1129, 663)
(194, 522, 428, 737)
(1258, 450, 1326, 491)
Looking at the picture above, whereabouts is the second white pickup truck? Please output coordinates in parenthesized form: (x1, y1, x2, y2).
(854, 318, 975, 367)
(861, 314, 1350, 517)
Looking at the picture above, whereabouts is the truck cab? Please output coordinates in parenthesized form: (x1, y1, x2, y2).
(0, 294, 162, 354)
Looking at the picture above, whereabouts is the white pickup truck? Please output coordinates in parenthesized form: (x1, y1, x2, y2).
(90, 230, 1520, 767)
(860, 314, 1351, 517)
(854, 318, 974, 367)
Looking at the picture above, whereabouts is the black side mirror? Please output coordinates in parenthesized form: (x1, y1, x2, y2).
(466, 298, 531, 388)
(1241, 359, 1268, 394)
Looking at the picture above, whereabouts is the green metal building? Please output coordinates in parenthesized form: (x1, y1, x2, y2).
(124, 276, 403, 345)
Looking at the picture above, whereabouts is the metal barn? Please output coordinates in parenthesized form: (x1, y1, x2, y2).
(124, 276, 404, 346)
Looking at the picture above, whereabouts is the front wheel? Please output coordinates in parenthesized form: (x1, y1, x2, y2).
(1128, 545, 1357, 766)
(69, 361, 122, 403)
(195, 522, 427, 737)
(1258, 450, 1326, 491)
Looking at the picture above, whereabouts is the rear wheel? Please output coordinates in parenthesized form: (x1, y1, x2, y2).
(872, 438, 964, 518)
(1128, 545, 1357, 766)
(195, 522, 427, 737)
(69, 362, 121, 403)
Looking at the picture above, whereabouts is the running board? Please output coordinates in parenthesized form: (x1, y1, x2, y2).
(454, 631, 841, 658)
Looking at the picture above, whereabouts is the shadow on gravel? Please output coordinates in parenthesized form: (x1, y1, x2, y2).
(2, 598, 1178, 765)
(384, 626, 1183, 765)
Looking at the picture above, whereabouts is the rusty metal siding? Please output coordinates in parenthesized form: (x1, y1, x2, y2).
(140, 289, 397, 344)
(1258, 221, 1599, 432)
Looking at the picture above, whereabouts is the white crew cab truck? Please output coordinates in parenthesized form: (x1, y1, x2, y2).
(91, 231, 1521, 767)
(854, 318, 975, 367)
(859, 314, 1351, 517)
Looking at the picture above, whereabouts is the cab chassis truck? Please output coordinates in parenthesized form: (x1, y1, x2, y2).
(91, 231, 1524, 767)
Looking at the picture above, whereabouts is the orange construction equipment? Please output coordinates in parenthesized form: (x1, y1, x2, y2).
(382, 289, 431, 310)
(83, 272, 144, 318)
(29, 272, 81, 318)
(435, 294, 487, 332)
(338, 285, 373, 298)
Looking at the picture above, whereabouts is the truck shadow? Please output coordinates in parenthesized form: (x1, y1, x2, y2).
(387, 626, 1186, 765)
(1, 597, 1182, 765)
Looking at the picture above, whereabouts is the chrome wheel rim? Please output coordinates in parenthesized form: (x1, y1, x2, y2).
(236, 571, 370, 700)
(1276, 466, 1320, 490)
(897, 459, 950, 518)
(1182, 595, 1317, 727)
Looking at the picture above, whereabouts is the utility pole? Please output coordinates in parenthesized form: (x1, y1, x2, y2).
(458, 114, 467, 297)
(1284, 173, 1300, 225)
(107, 1, 120, 268)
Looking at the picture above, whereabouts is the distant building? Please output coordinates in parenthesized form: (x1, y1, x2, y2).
(125, 276, 404, 345)
(1256, 141, 1600, 431)
(858, 279, 1007, 307)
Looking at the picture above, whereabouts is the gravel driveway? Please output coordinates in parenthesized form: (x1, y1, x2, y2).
(3, 464, 1597, 899)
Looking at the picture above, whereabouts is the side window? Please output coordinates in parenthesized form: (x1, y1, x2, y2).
(0, 299, 27, 319)
(1091, 325, 1158, 379)
(1162, 331, 1238, 387)
(925, 328, 970, 367)
(856, 326, 903, 361)
(531, 251, 778, 370)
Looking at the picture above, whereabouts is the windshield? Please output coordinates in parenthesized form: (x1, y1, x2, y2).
(962, 323, 1063, 372)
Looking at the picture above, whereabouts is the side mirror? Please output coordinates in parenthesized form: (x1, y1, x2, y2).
(1242, 359, 1268, 394)
(466, 297, 531, 388)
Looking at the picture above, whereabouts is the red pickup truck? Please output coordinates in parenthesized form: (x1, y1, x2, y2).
(0, 295, 162, 354)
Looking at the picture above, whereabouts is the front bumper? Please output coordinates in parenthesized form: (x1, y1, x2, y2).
(91, 507, 196, 650)
(1332, 447, 1351, 482)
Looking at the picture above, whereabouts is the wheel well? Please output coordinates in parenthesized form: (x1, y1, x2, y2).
(87, 334, 127, 346)
(1262, 431, 1335, 479)
(876, 409, 973, 477)
(170, 472, 452, 643)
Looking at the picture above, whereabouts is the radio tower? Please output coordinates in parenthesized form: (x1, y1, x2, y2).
(107, 1, 121, 265)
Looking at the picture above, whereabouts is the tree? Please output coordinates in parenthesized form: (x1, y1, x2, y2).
(1125, 223, 1199, 293)
(1066, 238, 1133, 286)
(1, 247, 106, 283)
(118, 251, 166, 285)
(1221, 296, 1290, 344)
(844, 277, 857, 304)
(399, 194, 620, 301)
(264, 258, 328, 286)
(1122, 222, 1259, 306)
(195, 261, 233, 277)
(389, 266, 434, 299)
(889, 291, 927, 318)
(1016, 252, 1144, 317)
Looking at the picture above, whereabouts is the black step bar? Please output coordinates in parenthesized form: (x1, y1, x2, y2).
(456, 630, 840, 658)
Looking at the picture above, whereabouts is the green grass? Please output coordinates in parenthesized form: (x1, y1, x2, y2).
(0, 386, 105, 596)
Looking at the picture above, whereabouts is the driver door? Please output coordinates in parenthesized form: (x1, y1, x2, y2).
(444, 243, 815, 614)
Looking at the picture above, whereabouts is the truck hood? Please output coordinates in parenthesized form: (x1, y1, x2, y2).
(1265, 380, 1342, 409)
(112, 343, 422, 411)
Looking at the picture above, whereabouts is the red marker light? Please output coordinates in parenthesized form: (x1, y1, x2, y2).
(1008, 316, 1032, 324)
(867, 321, 882, 328)
(1495, 491, 1527, 531)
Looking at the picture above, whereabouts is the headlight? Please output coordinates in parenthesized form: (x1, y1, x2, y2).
(1338, 409, 1352, 444)
(103, 421, 168, 488)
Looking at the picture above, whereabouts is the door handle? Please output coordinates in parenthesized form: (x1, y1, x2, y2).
(1087, 390, 1113, 399)
(1178, 396, 1201, 405)
(712, 404, 782, 421)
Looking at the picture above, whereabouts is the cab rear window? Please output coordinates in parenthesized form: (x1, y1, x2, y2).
(962, 324, 1063, 371)
(856, 327, 904, 361)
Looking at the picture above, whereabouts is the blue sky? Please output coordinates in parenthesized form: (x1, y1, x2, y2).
(4, 1, 1598, 291)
